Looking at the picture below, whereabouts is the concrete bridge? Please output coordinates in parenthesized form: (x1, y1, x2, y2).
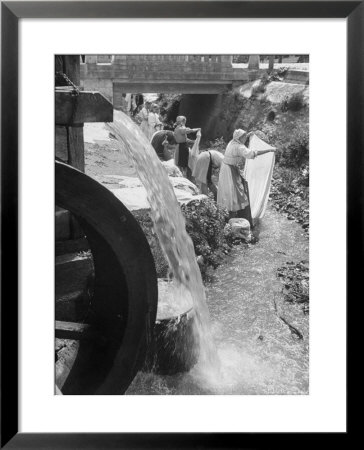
(80, 55, 268, 106)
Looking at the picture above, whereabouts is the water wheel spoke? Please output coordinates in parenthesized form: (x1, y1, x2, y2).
(55, 320, 98, 341)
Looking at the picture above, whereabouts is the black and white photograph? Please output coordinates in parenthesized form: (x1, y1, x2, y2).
(55, 54, 309, 395)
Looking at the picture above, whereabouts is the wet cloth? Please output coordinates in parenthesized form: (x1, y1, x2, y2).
(188, 132, 201, 173)
(243, 134, 276, 219)
(192, 150, 223, 185)
(217, 139, 257, 211)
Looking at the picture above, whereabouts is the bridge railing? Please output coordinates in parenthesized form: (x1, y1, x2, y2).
(82, 55, 232, 66)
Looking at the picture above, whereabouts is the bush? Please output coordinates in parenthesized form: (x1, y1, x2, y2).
(133, 199, 234, 278)
(269, 66, 289, 81)
(287, 128, 309, 166)
(281, 92, 306, 112)
(180, 198, 232, 269)
(251, 80, 267, 97)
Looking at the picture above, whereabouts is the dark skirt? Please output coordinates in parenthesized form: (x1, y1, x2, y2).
(176, 142, 189, 168)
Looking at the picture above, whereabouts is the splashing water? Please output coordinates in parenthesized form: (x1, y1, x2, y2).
(105, 115, 220, 373)
(127, 207, 309, 395)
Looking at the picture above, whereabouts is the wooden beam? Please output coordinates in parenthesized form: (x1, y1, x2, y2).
(55, 321, 97, 340)
(55, 252, 93, 302)
(55, 126, 68, 162)
(63, 55, 80, 85)
(68, 126, 85, 172)
(55, 90, 113, 125)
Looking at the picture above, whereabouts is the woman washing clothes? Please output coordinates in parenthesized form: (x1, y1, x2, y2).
(173, 116, 201, 178)
(193, 149, 224, 201)
(150, 130, 178, 161)
(217, 129, 275, 227)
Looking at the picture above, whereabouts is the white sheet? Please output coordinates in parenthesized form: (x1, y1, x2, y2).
(243, 134, 276, 219)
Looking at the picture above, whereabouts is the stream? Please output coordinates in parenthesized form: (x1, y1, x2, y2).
(127, 205, 309, 395)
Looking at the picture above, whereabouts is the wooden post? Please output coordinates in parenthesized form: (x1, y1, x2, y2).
(268, 55, 275, 72)
(55, 56, 113, 243)
(248, 55, 260, 70)
(63, 55, 81, 85)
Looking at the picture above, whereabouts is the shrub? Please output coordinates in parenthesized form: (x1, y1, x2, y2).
(279, 127, 309, 168)
(251, 80, 266, 97)
(281, 92, 306, 112)
(287, 128, 309, 166)
(133, 199, 234, 278)
(180, 198, 231, 268)
(269, 66, 289, 82)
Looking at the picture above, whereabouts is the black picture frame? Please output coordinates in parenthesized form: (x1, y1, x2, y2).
(1, 1, 359, 447)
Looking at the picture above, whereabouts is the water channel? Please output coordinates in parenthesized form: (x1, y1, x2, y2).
(101, 111, 309, 395)
(127, 206, 309, 395)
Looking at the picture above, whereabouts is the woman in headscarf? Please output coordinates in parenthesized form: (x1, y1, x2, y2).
(173, 116, 201, 177)
(139, 101, 151, 137)
(147, 104, 163, 139)
(192, 149, 224, 201)
(217, 129, 275, 226)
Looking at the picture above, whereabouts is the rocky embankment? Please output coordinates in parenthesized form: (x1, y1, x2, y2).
(277, 260, 309, 315)
(270, 165, 309, 233)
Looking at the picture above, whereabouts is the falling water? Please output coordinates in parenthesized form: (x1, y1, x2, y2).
(105, 115, 219, 372)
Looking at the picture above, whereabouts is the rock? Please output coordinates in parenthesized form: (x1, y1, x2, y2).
(111, 186, 205, 212)
(196, 255, 205, 267)
(143, 279, 198, 375)
(183, 194, 208, 206)
(228, 218, 252, 242)
(169, 177, 199, 195)
(161, 159, 183, 177)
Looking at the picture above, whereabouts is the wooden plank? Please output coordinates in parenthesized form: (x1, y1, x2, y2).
(55, 252, 93, 302)
(55, 90, 113, 125)
(55, 321, 97, 340)
(63, 55, 80, 85)
(68, 126, 85, 172)
(63, 114, 86, 238)
(55, 125, 68, 162)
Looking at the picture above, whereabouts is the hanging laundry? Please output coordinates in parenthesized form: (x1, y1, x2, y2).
(188, 130, 201, 174)
(243, 134, 276, 220)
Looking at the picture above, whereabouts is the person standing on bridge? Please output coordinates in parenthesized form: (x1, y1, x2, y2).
(217, 129, 275, 226)
(173, 116, 201, 178)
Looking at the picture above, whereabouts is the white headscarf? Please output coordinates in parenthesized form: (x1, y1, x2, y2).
(233, 129, 246, 142)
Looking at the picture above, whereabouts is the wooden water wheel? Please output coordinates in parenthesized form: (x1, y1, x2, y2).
(55, 161, 158, 394)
